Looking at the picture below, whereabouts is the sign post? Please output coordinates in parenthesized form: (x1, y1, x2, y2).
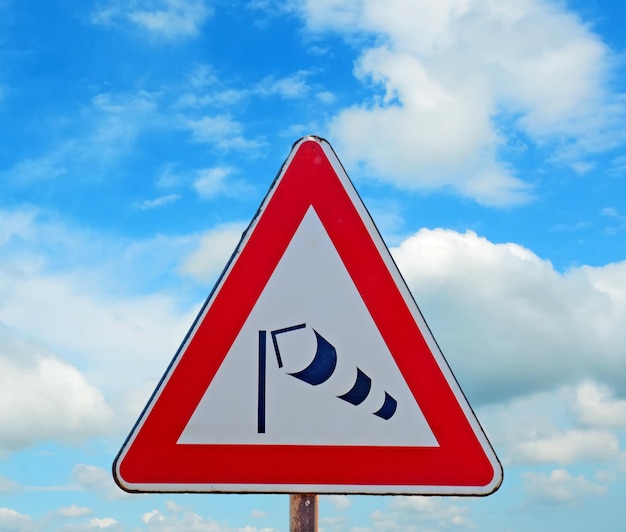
(113, 136, 502, 505)
(290, 494, 317, 532)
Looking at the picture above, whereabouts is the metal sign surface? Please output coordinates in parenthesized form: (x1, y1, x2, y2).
(113, 136, 503, 495)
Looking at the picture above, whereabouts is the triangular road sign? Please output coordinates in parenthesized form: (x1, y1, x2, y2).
(113, 136, 503, 495)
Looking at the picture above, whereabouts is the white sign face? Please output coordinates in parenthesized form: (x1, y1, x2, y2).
(179, 207, 438, 447)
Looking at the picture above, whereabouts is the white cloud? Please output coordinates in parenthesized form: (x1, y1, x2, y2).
(139, 503, 278, 531)
(3, 91, 158, 184)
(0, 323, 114, 455)
(136, 194, 181, 210)
(172, 65, 249, 109)
(143, 508, 208, 530)
(55, 505, 93, 518)
(601, 207, 626, 235)
(174, 89, 249, 110)
(256, 71, 311, 99)
(185, 115, 264, 151)
(0, 269, 194, 393)
(509, 428, 618, 466)
(0, 475, 20, 493)
(391, 228, 626, 404)
(110, 380, 161, 429)
(159, 161, 247, 202)
(92, 0, 213, 39)
(618, 451, 626, 476)
(316, 91, 336, 104)
(571, 381, 626, 428)
(319, 515, 348, 532)
(0, 207, 199, 396)
(129, 0, 211, 38)
(87, 517, 122, 529)
(155, 164, 186, 188)
(175, 66, 316, 109)
(370, 496, 471, 530)
(0, 508, 34, 532)
(477, 383, 626, 471)
(298, 0, 626, 205)
(323, 495, 352, 511)
(72, 464, 130, 500)
(88, 91, 159, 161)
(0, 209, 37, 245)
(185, 114, 238, 141)
(330, 45, 529, 206)
(522, 469, 607, 504)
(477, 386, 569, 460)
(191, 167, 235, 198)
(179, 222, 246, 283)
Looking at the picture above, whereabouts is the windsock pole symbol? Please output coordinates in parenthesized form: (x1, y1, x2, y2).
(257, 324, 397, 434)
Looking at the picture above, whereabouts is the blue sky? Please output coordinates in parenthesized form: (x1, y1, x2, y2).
(1, 0, 626, 530)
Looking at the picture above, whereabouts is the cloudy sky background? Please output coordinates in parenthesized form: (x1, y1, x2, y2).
(1, 0, 626, 530)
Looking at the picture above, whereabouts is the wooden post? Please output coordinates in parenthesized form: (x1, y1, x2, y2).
(289, 494, 318, 532)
